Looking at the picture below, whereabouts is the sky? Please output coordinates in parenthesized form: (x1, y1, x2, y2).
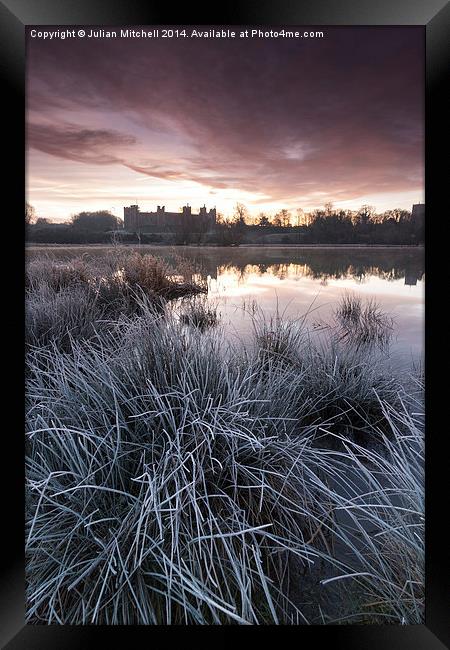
(26, 27, 424, 221)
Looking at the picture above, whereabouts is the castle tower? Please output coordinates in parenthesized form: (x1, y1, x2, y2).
(124, 205, 140, 231)
(411, 203, 425, 223)
(156, 205, 165, 227)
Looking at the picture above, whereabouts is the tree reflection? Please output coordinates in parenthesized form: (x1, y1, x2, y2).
(196, 249, 426, 285)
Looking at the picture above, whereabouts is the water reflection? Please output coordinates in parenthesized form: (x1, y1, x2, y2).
(26, 245, 424, 285)
(214, 260, 424, 285)
(26, 245, 424, 367)
(162, 247, 424, 367)
(116, 247, 423, 287)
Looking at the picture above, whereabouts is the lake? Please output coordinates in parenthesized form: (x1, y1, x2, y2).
(26, 245, 424, 369)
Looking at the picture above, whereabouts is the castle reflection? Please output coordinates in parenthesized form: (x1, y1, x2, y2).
(154, 247, 424, 286)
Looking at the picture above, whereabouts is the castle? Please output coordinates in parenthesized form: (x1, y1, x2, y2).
(123, 204, 216, 233)
(411, 203, 425, 224)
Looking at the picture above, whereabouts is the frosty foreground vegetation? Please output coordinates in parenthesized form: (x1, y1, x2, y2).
(25, 253, 424, 624)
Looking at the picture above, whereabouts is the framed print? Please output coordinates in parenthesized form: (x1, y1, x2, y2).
(1, 0, 448, 647)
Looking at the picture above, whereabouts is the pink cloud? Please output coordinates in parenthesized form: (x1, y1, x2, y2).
(26, 27, 424, 215)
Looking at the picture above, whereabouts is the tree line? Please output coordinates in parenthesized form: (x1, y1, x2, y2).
(26, 202, 424, 245)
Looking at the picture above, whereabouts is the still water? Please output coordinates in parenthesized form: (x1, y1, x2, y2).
(27, 245, 424, 368)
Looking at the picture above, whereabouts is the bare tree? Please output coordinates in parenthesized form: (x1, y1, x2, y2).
(295, 208, 305, 226)
(324, 202, 334, 217)
(233, 203, 249, 226)
(257, 213, 270, 227)
(272, 213, 283, 228)
(355, 204, 376, 226)
(25, 202, 36, 225)
(280, 209, 291, 227)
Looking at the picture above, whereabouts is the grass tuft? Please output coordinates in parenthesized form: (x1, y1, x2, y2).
(178, 296, 219, 331)
(334, 293, 394, 349)
(25, 257, 424, 625)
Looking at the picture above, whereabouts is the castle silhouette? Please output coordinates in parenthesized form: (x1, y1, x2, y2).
(124, 204, 216, 233)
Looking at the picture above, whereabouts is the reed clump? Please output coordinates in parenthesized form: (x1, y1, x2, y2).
(26, 253, 205, 349)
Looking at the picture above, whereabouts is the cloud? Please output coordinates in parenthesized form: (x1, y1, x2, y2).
(27, 122, 137, 165)
(26, 28, 424, 213)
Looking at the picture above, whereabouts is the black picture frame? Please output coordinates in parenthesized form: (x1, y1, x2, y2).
(1, 0, 448, 647)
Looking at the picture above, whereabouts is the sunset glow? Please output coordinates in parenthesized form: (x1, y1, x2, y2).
(26, 27, 424, 220)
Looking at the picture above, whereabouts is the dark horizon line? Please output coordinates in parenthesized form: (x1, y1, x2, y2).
(31, 201, 425, 222)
